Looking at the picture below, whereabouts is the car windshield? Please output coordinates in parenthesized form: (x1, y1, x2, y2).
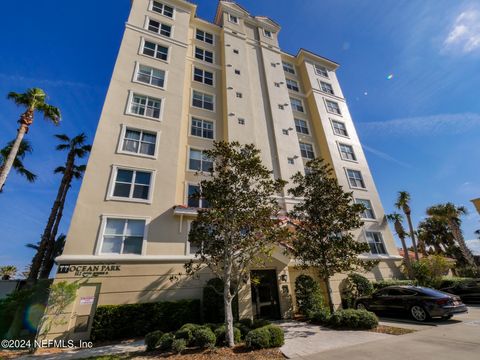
(416, 287, 449, 297)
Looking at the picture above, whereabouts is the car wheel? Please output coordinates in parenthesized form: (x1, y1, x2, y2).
(356, 302, 368, 310)
(410, 305, 429, 322)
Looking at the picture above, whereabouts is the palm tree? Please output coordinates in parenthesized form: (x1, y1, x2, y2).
(395, 191, 419, 260)
(0, 139, 37, 192)
(0, 265, 17, 280)
(27, 234, 66, 279)
(417, 217, 456, 255)
(28, 133, 91, 281)
(386, 213, 413, 278)
(427, 203, 477, 267)
(0, 88, 60, 190)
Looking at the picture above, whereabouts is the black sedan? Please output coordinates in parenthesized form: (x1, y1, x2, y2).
(440, 279, 480, 303)
(355, 285, 467, 322)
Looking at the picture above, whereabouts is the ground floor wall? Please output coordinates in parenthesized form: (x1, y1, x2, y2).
(44, 256, 402, 340)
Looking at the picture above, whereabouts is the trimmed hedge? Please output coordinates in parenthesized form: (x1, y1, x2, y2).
(214, 325, 242, 345)
(439, 277, 478, 289)
(91, 299, 201, 341)
(172, 338, 187, 354)
(193, 327, 216, 348)
(371, 280, 414, 291)
(203, 278, 239, 323)
(328, 309, 378, 330)
(159, 332, 175, 351)
(251, 318, 271, 329)
(245, 325, 284, 349)
(145, 330, 163, 351)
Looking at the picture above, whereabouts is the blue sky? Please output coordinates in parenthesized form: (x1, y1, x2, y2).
(0, 0, 479, 273)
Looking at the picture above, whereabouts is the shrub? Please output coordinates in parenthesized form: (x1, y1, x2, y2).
(455, 266, 480, 278)
(409, 255, 452, 288)
(175, 328, 193, 346)
(234, 322, 250, 338)
(308, 308, 331, 325)
(193, 327, 216, 348)
(372, 279, 414, 291)
(327, 309, 378, 330)
(439, 277, 478, 289)
(238, 318, 253, 328)
(341, 273, 373, 309)
(144, 330, 163, 351)
(265, 325, 284, 347)
(251, 318, 271, 329)
(203, 278, 239, 323)
(159, 332, 175, 351)
(245, 327, 271, 349)
(294, 274, 324, 315)
(172, 338, 187, 354)
(214, 325, 242, 346)
(91, 299, 201, 341)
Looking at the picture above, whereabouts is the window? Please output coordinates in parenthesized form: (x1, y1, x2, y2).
(320, 81, 334, 95)
(193, 67, 213, 86)
(229, 14, 239, 24)
(366, 232, 387, 255)
(238, 118, 245, 125)
(326, 100, 341, 115)
(332, 120, 348, 137)
(112, 169, 152, 200)
(122, 128, 157, 156)
(314, 64, 329, 78)
(347, 169, 366, 188)
(189, 149, 213, 172)
(233, 49, 239, 54)
(339, 143, 356, 161)
(299, 142, 315, 159)
(283, 62, 295, 74)
(129, 93, 162, 119)
(286, 79, 299, 92)
(187, 184, 210, 208)
(196, 29, 213, 44)
(195, 47, 214, 63)
(234, 69, 241, 75)
(356, 199, 375, 219)
(147, 19, 172, 37)
(236, 92, 243, 98)
(135, 64, 165, 88)
(142, 40, 169, 61)
(192, 90, 214, 111)
(291, 98, 304, 112)
(191, 118, 214, 139)
(264, 29, 272, 38)
(295, 119, 309, 135)
(152, 1, 174, 18)
(101, 218, 145, 255)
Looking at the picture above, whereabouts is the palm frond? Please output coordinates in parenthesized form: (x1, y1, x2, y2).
(56, 144, 70, 151)
(54, 134, 70, 143)
(54, 166, 66, 174)
(38, 103, 61, 124)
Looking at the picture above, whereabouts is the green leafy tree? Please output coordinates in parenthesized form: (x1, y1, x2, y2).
(294, 274, 324, 316)
(0, 139, 37, 192)
(0, 88, 60, 190)
(186, 141, 287, 347)
(409, 255, 452, 288)
(0, 265, 17, 280)
(288, 159, 377, 313)
(427, 203, 477, 268)
(395, 191, 420, 259)
(386, 213, 413, 278)
(417, 217, 456, 256)
(29, 134, 91, 281)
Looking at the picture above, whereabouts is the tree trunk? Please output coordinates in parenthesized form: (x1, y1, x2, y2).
(450, 221, 477, 267)
(29, 153, 74, 281)
(39, 182, 69, 279)
(224, 261, 235, 347)
(0, 124, 27, 191)
(324, 277, 334, 313)
(405, 213, 419, 261)
(399, 235, 413, 278)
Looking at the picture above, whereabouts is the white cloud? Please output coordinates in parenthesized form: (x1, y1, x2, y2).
(443, 9, 480, 53)
(466, 239, 480, 255)
(359, 113, 480, 137)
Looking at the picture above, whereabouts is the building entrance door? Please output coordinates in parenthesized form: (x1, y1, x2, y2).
(250, 270, 281, 320)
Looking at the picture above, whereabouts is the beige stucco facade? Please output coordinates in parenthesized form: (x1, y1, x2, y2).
(47, 0, 402, 340)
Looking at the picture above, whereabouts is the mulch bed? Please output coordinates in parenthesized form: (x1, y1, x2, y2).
(370, 325, 416, 335)
(134, 346, 284, 359)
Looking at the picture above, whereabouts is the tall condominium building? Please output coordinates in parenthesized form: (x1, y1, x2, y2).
(51, 0, 401, 340)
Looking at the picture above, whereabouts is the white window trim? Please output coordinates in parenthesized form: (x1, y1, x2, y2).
(291, 97, 305, 113)
(148, 0, 176, 20)
(286, 78, 300, 92)
(144, 15, 174, 39)
(318, 79, 334, 95)
(125, 90, 166, 121)
(299, 141, 316, 160)
(337, 141, 358, 163)
(324, 98, 342, 116)
(189, 116, 215, 141)
(263, 28, 273, 38)
(192, 65, 215, 87)
(363, 229, 388, 255)
(314, 64, 330, 78)
(95, 214, 151, 256)
(194, 46, 215, 65)
(185, 220, 204, 256)
(117, 124, 160, 160)
(228, 13, 239, 24)
(106, 165, 156, 204)
(295, 118, 311, 136)
(195, 28, 215, 46)
(184, 182, 209, 209)
(138, 37, 170, 64)
(282, 61, 296, 75)
(330, 118, 349, 138)
(344, 167, 367, 191)
(132, 61, 167, 91)
(355, 198, 377, 221)
(191, 89, 216, 112)
(186, 146, 213, 174)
